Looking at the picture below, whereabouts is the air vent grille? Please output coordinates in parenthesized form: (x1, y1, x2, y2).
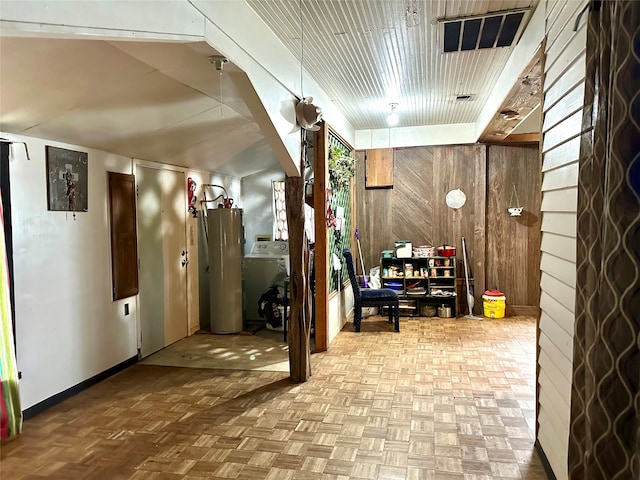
(441, 10, 528, 53)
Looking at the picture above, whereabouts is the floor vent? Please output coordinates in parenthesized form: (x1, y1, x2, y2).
(440, 9, 530, 53)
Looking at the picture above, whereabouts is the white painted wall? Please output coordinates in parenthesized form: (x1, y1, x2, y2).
(328, 288, 351, 345)
(536, 1, 588, 478)
(4, 133, 137, 410)
(4, 132, 242, 408)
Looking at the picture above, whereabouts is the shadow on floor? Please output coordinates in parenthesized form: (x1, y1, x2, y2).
(140, 327, 290, 372)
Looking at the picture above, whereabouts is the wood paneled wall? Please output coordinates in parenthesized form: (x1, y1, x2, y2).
(354, 143, 540, 310)
(486, 145, 541, 307)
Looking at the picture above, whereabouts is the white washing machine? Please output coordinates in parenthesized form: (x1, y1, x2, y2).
(244, 241, 289, 324)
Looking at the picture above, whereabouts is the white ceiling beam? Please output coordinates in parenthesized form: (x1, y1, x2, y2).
(474, 1, 546, 141)
(354, 123, 477, 150)
(0, 0, 204, 41)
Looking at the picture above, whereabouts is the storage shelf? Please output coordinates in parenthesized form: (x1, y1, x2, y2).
(381, 254, 458, 317)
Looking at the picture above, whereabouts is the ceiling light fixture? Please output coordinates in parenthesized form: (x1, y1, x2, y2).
(208, 55, 228, 71)
(387, 103, 399, 126)
(209, 55, 229, 118)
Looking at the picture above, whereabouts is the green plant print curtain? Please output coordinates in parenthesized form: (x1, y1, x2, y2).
(327, 133, 353, 293)
(0, 194, 22, 439)
(568, 1, 639, 478)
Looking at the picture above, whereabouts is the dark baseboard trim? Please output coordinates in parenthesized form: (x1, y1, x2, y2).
(506, 305, 540, 316)
(23, 355, 138, 420)
(535, 439, 558, 480)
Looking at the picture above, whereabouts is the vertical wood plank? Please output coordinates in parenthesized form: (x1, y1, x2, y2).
(393, 148, 434, 246)
(486, 145, 541, 306)
(355, 150, 393, 274)
(473, 145, 487, 311)
(432, 145, 478, 268)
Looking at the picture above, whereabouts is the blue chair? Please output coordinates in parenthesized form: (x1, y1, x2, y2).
(343, 249, 400, 332)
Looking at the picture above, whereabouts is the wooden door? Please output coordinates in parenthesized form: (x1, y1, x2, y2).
(162, 169, 188, 345)
(137, 166, 188, 357)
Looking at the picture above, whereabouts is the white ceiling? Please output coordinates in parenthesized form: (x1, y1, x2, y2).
(0, 0, 541, 178)
(0, 36, 278, 177)
(248, 0, 540, 129)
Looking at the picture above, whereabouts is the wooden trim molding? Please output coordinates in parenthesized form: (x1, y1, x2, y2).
(313, 123, 328, 352)
(506, 305, 540, 316)
(23, 355, 138, 419)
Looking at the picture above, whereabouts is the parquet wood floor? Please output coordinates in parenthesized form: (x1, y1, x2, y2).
(1, 316, 548, 479)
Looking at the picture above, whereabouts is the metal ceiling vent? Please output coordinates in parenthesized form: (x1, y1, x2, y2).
(440, 9, 530, 53)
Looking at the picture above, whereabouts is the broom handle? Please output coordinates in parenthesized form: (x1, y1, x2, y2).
(462, 236, 472, 313)
(355, 227, 368, 286)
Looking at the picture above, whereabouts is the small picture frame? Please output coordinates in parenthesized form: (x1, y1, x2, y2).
(46, 146, 88, 213)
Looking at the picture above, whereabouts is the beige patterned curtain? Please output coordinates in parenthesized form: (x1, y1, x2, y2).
(569, 1, 640, 478)
(273, 181, 288, 241)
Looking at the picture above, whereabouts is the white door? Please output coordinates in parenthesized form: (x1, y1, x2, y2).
(137, 166, 188, 358)
(161, 168, 188, 345)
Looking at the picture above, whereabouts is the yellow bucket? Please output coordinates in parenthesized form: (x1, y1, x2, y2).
(482, 294, 506, 319)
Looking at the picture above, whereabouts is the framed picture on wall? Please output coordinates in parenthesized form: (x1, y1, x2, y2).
(46, 146, 88, 213)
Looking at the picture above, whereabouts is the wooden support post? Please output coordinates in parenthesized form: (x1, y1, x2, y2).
(286, 134, 312, 382)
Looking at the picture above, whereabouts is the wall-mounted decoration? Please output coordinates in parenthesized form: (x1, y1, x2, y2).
(445, 188, 467, 209)
(187, 177, 198, 217)
(46, 146, 88, 218)
(508, 183, 523, 216)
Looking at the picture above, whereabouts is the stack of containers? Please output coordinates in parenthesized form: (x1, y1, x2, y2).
(413, 245, 435, 257)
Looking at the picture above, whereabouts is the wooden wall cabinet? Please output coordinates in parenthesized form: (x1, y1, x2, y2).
(109, 172, 139, 300)
(365, 148, 394, 188)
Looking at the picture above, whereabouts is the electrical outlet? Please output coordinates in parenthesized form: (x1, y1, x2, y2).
(124, 303, 130, 316)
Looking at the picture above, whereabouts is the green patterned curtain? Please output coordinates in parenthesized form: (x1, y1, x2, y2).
(0, 194, 22, 439)
(569, 1, 640, 478)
